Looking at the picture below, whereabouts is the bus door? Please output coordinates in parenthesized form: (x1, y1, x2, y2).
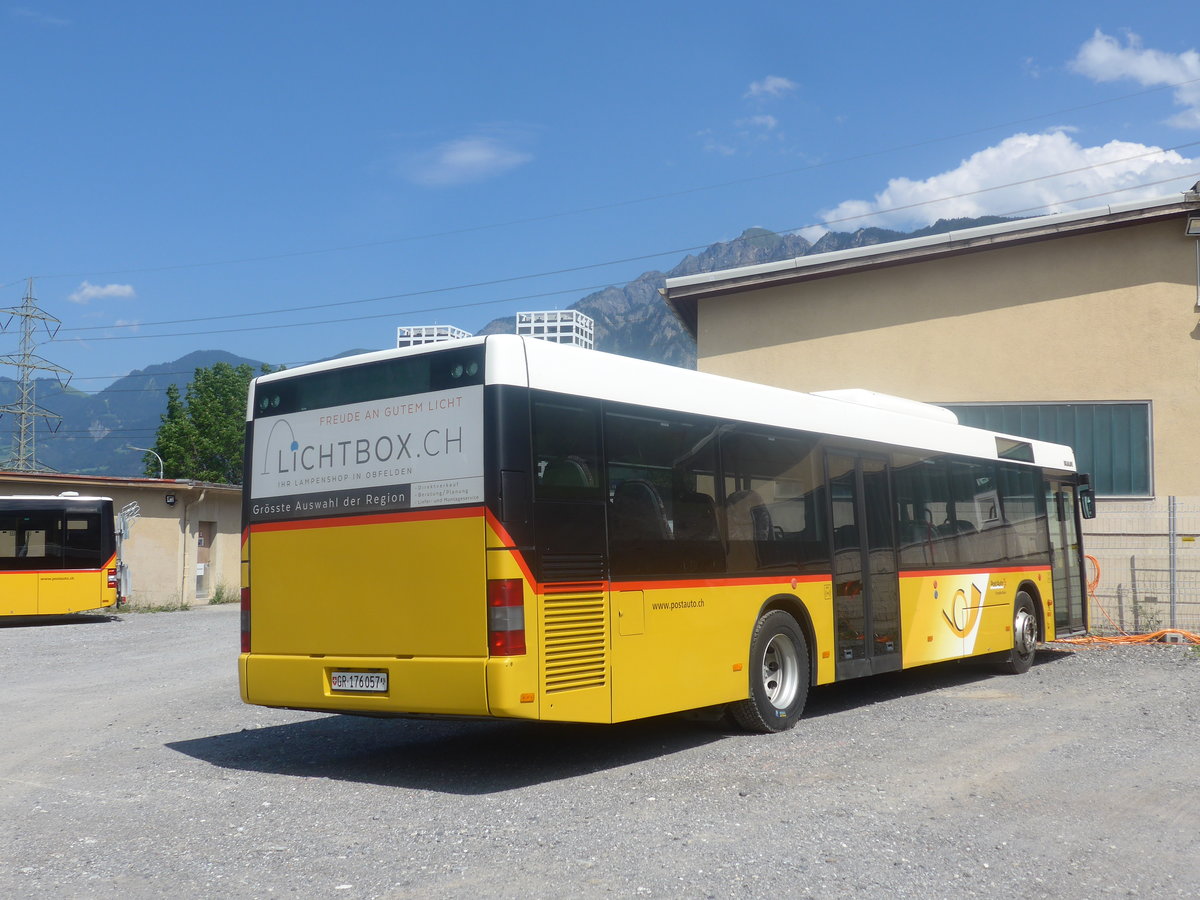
(1047, 479, 1087, 635)
(828, 452, 902, 678)
(529, 394, 611, 723)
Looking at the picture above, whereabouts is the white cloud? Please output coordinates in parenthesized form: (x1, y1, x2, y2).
(817, 130, 1198, 232)
(701, 77, 797, 156)
(698, 129, 736, 156)
(68, 281, 136, 304)
(745, 75, 798, 100)
(1071, 30, 1200, 128)
(9, 7, 71, 26)
(737, 115, 779, 131)
(407, 136, 533, 187)
(796, 224, 828, 243)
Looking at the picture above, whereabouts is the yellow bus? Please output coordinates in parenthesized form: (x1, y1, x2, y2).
(239, 335, 1092, 732)
(1, 493, 124, 616)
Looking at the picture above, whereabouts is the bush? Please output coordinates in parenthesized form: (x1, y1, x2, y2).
(209, 583, 239, 605)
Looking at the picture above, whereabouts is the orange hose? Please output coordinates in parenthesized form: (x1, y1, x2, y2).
(1085, 555, 1101, 595)
(1057, 629, 1200, 645)
(1054, 554, 1200, 644)
(1077, 554, 1130, 636)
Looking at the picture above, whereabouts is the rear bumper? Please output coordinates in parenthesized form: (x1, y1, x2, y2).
(239, 653, 490, 716)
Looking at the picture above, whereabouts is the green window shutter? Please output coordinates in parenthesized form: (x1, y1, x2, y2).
(944, 402, 1150, 497)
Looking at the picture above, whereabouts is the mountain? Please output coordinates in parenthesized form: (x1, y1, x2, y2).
(0, 350, 268, 477)
(1, 217, 1017, 477)
(475, 217, 1019, 366)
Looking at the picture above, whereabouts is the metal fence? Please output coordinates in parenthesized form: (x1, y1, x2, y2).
(1083, 497, 1200, 635)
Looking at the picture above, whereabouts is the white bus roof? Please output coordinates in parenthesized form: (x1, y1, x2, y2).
(251, 335, 1077, 472)
(0, 494, 114, 503)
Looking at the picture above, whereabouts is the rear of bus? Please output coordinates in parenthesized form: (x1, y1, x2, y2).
(239, 339, 532, 718)
(0, 496, 120, 616)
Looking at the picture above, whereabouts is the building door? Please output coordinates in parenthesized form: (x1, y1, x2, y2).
(196, 521, 215, 601)
(828, 453, 902, 679)
(1047, 481, 1087, 635)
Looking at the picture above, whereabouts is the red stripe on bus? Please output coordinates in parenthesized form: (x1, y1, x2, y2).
(481, 509, 539, 587)
(482, 508, 518, 548)
(1, 567, 114, 576)
(249, 505, 486, 533)
(542, 581, 607, 594)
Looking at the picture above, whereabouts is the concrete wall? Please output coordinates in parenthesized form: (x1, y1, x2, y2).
(696, 217, 1200, 496)
(112, 483, 242, 607)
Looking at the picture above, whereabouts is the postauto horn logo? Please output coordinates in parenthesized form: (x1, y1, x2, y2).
(260, 419, 300, 476)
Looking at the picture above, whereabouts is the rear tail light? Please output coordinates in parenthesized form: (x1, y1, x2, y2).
(487, 578, 526, 656)
(240, 587, 251, 653)
(107, 568, 117, 589)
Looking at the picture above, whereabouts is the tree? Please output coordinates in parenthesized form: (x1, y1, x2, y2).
(150, 362, 268, 484)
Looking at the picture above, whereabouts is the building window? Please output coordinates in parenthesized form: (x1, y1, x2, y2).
(943, 402, 1151, 498)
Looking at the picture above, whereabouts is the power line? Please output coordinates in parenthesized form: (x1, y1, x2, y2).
(46, 158, 1200, 345)
(59, 282, 615, 334)
(12, 430, 159, 437)
(22, 76, 1200, 285)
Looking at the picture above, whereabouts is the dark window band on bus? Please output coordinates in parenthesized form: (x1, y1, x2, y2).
(253, 345, 485, 417)
(0, 501, 113, 571)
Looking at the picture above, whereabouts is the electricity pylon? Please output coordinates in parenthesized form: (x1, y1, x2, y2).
(0, 278, 70, 471)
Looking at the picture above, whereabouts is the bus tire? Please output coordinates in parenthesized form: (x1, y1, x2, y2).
(730, 610, 809, 733)
(1000, 591, 1039, 675)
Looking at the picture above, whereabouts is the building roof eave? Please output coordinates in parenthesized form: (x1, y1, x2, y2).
(0, 470, 242, 494)
(663, 194, 1200, 338)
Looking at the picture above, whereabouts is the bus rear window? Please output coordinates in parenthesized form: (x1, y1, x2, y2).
(63, 514, 103, 568)
(253, 345, 485, 417)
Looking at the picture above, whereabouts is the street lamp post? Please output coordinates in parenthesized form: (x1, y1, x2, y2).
(128, 445, 164, 480)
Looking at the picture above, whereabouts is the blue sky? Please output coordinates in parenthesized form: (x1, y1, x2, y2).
(2, 2, 1199, 390)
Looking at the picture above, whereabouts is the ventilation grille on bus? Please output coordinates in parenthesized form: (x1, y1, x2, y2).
(539, 553, 606, 582)
(542, 587, 608, 695)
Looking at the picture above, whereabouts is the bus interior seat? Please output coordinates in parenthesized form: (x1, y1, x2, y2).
(938, 519, 977, 537)
(672, 490, 720, 543)
(610, 480, 669, 541)
(727, 490, 772, 542)
(834, 523, 860, 548)
(543, 457, 592, 488)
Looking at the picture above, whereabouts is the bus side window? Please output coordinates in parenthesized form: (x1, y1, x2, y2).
(893, 454, 955, 567)
(529, 394, 607, 583)
(605, 409, 723, 577)
(720, 427, 825, 574)
(999, 463, 1050, 564)
(532, 399, 601, 501)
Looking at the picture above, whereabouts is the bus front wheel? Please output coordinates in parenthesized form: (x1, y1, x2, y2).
(730, 610, 809, 733)
(1000, 591, 1039, 675)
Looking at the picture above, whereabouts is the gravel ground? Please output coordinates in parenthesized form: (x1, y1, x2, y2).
(2, 605, 1198, 899)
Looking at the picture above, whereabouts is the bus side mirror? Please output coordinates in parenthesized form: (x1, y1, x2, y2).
(1079, 488, 1096, 519)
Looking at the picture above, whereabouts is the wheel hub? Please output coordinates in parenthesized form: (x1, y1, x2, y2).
(761, 634, 800, 709)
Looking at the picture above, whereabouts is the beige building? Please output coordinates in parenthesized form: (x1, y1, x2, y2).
(664, 191, 1200, 632)
(665, 193, 1200, 498)
(0, 472, 241, 608)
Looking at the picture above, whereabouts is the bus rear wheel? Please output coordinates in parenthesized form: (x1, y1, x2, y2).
(730, 610, 809, 733)
(1000, 591, 1039, 675)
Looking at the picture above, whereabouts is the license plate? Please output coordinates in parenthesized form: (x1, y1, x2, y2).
(330, 670, 388, 693)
